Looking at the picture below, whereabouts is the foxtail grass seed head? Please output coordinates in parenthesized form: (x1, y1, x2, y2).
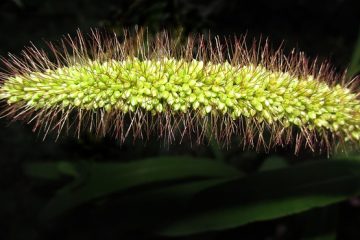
(0, 29, 359, 153)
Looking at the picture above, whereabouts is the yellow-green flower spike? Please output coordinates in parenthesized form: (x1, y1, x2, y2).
(0, 29, 359, 153)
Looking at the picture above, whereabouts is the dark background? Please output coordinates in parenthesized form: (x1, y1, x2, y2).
(0, 0, 360, 239)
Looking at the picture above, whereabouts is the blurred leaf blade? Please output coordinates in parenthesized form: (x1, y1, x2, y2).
(39, 156, 242, 220)
(158, 160, 360, 236)
(258, 156, 288, 172)
(348, 28, 360, 77)
(24, 161, 78, 180)
(108, 178, 238, 231)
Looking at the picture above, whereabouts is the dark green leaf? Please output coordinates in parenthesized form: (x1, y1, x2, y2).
(158, 160, 360, 236)
(259, 156, 288, 171)
(40, 156, 242, 220)
(108, 178, 238, 231)
(348, 28, 360, 77)
(24, 161, 78, 180)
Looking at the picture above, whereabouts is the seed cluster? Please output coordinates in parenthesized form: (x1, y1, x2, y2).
(2, 57, 360, 142)
(0, 29, 359, 152)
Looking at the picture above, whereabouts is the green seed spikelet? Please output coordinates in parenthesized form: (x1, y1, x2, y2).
(0, 29, 359, 153)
